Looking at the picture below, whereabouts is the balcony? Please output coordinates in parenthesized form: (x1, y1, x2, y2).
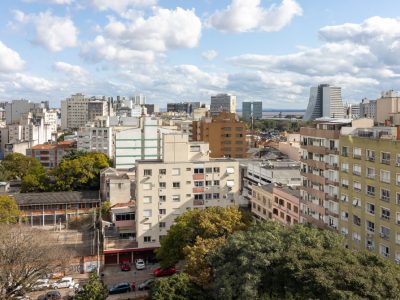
(326, 194, 338, 202)
(193, 187, 204, 193)
(300, 171, 326, 185)
(326, 179, 339, 186)
(193, 174, 204, 180)
(300, 158, 327, 170)
(301, 144, 327, 155)
(193, 199, 204, 206)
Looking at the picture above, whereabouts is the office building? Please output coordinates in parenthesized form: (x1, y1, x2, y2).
(192, 112, 247, 158)
(210, 94, 236, 116)
(61, 93, 90, 130)
(303, 84, 344, 121)
(242, 101, 263, 121)
(167, 102, 200, 114)
(250, 183, 300, 225)
(88, 98, 109, 122)
(77, 126, 113, 158)
(135, 133, 239, 249)
(339, 126, 400, 262)
(359, 98, 377, 121)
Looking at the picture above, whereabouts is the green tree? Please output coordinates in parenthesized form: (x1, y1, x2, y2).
(1, 153, 45, 180)
(156, 207, 252, 269)
(75, 273, 108, 300)
(0, 195, 21, 223)
(100, 201, 111, 221)
(210, 222, 400, 300)
(61, 149, 88, 161)
(150, 273, 207, 300)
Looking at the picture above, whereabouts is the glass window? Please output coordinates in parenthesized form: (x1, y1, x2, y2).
(173, 182, 180, 188)
(381, 152, 391, 164)
(172, 195, 180, 202)
(213, 180, 220, 186)
(143, 210, 152, 218)
(353, 164, 361, 176)
(194, 181, 204, 187)
(381, 189, 390, 202)
(159, 222, 166, 228)
(380, 170, 390, 183)
(205, 167, 212, 173)
(143, 196, 152, 204)
(213, 167, 220, 173)
(172, 168, 180, 175)
(159, 182, 166, 188)
(143, 183, 151, 190)
(381, 207, 390, 220)
(353, 147, 362, 158)
(159, 209, 166, 215)
(366, 167, 375, 179)
(366, 220, 374, 232)
(144, 236, 151, 243)
(194, 168, 204, 174)
(159, 169, 166, 175)
(366, 203, 375, 214)
(366, 185, 375, 197)
(159, 195, 166, 202)
(144, 169, 152, 176)
(380, 244, 389, 257)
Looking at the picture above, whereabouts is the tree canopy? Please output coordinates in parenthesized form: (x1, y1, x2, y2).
(156, 207, 252, 269)
(75, 273, 108, 300)
(209, 222, 400, 300)
(2, 153, 46, 180)
(0, 195, 22, 224)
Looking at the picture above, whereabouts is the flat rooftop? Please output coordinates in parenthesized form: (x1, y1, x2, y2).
(13, 191, 100, 205)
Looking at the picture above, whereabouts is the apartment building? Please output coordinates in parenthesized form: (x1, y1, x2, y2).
(61, 93, 90, 130)
(167, 102, 200, 114)
(300, 119, 352, 229)
(192, 112, 247, 158)
(78, 126, 113, 158)
(88, 99, 109, 122)
(359, 98, 377, 121)
(135, 134, 239, 249)
(100, 167, 135, 205)
(250, 183, 300, 225)
(376, 90, 400, 125)
(27, 140, 76, 168)
(339, 126, 400, 262)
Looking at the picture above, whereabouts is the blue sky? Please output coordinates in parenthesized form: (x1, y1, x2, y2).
(1, 0, 400, 108)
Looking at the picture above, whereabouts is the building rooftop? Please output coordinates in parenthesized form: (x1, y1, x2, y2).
(13, 191, 100, 205)
(260, 183, 300, 198)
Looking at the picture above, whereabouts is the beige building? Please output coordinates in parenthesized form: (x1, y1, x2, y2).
(278, 133, 301, 161)
(135, 134, 239, 249)
(339, 126, 400, 262)
(376, 90, 400, 125)
(251, 183, 300, 225)
(100, 168, 135, 206)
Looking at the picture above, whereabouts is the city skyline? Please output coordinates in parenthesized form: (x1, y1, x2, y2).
(1, 1, 400, 108)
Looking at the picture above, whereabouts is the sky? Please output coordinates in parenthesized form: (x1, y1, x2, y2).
(1, 0, 400, 109)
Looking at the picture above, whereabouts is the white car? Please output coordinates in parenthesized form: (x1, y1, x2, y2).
(51, 277, 75, 289)
(135, 259, 145, 270)
(32, 279, 50, 291)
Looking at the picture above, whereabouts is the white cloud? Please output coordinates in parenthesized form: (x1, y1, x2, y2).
(207, 0, 302, 33)
(202, 50, 218, 61)
(82, 7, 201, 64)
(0, 41, 25, 73)
(14, 10, 78, 52)
(53, 61, 89, 80)
(89, 0, 156, 13)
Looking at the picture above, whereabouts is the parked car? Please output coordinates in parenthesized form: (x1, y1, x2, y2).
(32, 279, 50, 291)
(37, 290, 61, 300)
(153, 266, 176, 277)
(51, 277, 75, 289)
(138, 279, 154, 290)
(135, 259, 145, 270)
(120, 261, 131, 271)
(108, 282, 131, 294)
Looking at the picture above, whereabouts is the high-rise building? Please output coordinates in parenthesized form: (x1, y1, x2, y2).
(242, 101, 263, 121)
(88, 98, 109, 122)
(303, 84, 344, 121)
(210, 94, 236, 116)
(135, 133, 239, 249)
(299, 119, 351, 229)
(359, 98, 377, 121)
(339, 126, 400, 262)
(61, 93, 90, 130)
(192, 112, 247, 158)
(376, 90, 400, 125)
(166, 102, 200, 114)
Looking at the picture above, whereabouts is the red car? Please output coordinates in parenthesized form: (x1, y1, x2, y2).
(153, 266, 176, 277)
(120, 261, 131, 271)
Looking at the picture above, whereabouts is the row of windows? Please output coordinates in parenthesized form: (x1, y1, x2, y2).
(19, 203, 99, 211)
(115, 213, 135, 221)
(341, 147, 400, 165)
(341, 181, 400, 201)
(341, 164, 399, 184)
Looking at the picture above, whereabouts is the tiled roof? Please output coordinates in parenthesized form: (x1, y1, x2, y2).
(13, 191, 100, 205)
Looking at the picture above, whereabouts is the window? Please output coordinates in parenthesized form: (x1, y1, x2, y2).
(381, 226, 390, 240)
(194, 168, 204, 174)
(352, 198, 361, 208)
(115, 213, 135, 221)
(144, 169, 152, 176)
(353, 215, 361, 226)
(190, 145, 201, 152)
(159, 169, 166, 175)
(381, 207, 390, 220)
(381, 189, 390, 202)
(341, 211, 349, 221)
(143, 209, 152, 218)
(353, 232, 361, 242)
(366, 203, 375, 214)
(366, 149, 375, 161)
(353, 164, 361, 176)
(159, 222, 166, 228)
(205, 180, 212, 186)
(341, 194, 348, 203)
(213, 193, 220, 199)
(143, 196, 152, 204)
(143, 183, 151, 190)
(213, 180, 220, 186)
(366, 167, 375, 179)
(186, 168, 191, 171)
(353, 181, 361, 192)
(366, 220, 375, 232)
(397, 213, 400, 225)
(172, 195, 180, 202)
(173, 182, 180, 188)
(397, 192, 400, 205)
(194, 181, 204, 187)
(172, 168, 180, 175)
(342, 146, 349, 156)
(353, 147, 362, 159)
(144, 236, 151, 243)
(397, 174, 400, 185)
(287, 202, 291, 210)
(159, 209, 166, 215)
(194, 194, 204, 200)
(341, 178, 349, 189)
(205, 167, 212, 173)
(205, 193, 212, 199)
(213, 167, 220, 173)
(159, 182, 166, 188)
(223, 127, 231, 131)
(380, 170, 390, 183)
(186, 181, 191, 184)
(159, 195, 166, 202)
(341, 163, 349, 172)
(381, 152, 391, 164)
(380, 244, 389, 257)
(366, 185, 375, 197)
(143, 223, 151, 230)
(294, 206, 298, 213)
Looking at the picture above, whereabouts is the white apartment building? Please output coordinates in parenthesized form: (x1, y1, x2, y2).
(210, 94, 237, 116)
(135, 134, 239, 249)
(61, 93, 90, 130)
(77, 126, 113, 158)
(88, 99, 110, 122)
(5, 99, 35, 125)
